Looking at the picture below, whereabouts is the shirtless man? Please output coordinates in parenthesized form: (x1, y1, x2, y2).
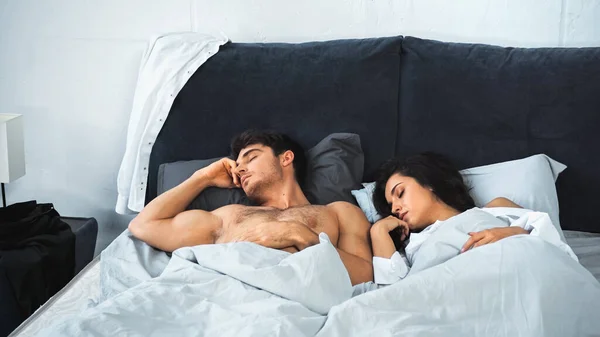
(129, 130, 373, 285)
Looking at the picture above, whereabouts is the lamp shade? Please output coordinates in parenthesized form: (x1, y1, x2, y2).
(0, 114, 25, 183)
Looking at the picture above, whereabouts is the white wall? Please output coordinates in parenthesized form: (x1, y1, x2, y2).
(0, 0, 598, 244)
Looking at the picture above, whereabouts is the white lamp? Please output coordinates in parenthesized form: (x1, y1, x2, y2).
(0, 114, 26, 207)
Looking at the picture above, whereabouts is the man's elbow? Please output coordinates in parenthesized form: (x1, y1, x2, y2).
(355, 259, 374, 284)
(127, 217, 175, 252)
(128, 217, 146, 239)
(352, 265, 374, 285)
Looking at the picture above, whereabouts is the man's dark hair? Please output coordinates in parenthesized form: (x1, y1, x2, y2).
(231, 130, 307, 186)
(373, 152, 475, 218)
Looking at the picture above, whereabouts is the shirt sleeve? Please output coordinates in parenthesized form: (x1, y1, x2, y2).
(373, 252, 411, 285)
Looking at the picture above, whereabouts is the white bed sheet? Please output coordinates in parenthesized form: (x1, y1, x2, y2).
(8, 256, 101, 337)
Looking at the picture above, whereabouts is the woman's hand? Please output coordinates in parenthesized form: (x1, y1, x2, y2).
(371, 216, 410, 258)
(461, 227, 529, 253)
(371, 216, 409, 241)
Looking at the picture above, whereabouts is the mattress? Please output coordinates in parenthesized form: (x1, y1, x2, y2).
(8, 256, 101, 337)
(564, 230, 600, 281)
(8, 231, 600, 336)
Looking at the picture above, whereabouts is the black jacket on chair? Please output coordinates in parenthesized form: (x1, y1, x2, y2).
(0, 201, 75, 336)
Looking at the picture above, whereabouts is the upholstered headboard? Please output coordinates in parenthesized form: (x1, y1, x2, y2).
(147, 36, 403, 202)
(394, 37, 600, 233)
(147, 35, 600, 233)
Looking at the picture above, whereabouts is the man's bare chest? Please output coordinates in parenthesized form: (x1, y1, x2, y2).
(230, 205, 334, 231)
(212, 205, 337, 242)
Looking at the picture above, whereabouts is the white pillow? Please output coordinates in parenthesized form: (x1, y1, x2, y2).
(351, 182, 382, 223)
(352, 154, 566, 239)
(461, 154, 566, 239)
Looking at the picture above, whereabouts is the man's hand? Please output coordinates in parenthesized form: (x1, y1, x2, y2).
(232, 221, 319, 251)
(371, 216, 409, 241)
(461, 227, 529, 253)
(196, 158, 241, 189)
(281, 246, 300, 254)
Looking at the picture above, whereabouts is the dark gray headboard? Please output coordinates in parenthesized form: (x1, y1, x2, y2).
(394, 37, 600, 233)
(147, 35, 600, 233)
(147, 36, 403, 203)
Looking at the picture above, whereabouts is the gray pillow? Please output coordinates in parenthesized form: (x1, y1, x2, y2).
(304, 133, 364, 205)
(157, 133, 364, 211)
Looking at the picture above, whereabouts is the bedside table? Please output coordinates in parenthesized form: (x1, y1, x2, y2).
(60, 217, 98, 275)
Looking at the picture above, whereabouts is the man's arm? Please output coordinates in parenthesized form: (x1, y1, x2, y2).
(129, 158, 239, 252)
(129, 209, 222, 253)
(225, 220, 319, 251)
(329, 202, 374, 285)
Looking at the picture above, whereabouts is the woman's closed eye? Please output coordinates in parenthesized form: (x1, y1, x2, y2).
(388, 191, 404, 209)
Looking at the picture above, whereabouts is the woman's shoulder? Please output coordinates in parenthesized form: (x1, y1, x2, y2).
(484, 197, 522, 208)
(455, 207, 491, 218)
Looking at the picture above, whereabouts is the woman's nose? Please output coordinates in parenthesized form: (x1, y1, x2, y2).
(392, 202, 402, 216)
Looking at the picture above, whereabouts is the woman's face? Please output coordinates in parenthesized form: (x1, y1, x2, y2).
(384, 173, 443, 231)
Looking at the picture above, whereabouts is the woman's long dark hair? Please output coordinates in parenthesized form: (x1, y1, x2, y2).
(373, 152, 475, 252)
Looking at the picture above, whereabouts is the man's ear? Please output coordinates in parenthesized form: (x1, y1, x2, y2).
(280, 150, 295, 167)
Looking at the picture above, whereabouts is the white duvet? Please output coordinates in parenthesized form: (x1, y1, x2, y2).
(322, 235, 600, 336)
(37, 225, 600, 337)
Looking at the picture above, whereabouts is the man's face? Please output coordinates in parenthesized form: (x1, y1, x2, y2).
(234, 144, 283, 200)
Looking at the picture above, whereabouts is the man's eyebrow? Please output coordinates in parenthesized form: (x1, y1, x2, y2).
(390, 182, 402, 198)
(236, 148, 262, 165)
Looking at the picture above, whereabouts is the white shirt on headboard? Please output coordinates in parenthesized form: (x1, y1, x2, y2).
(116, 33, 228, 214)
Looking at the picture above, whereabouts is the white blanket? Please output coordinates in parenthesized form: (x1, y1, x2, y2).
(322, 235, 600, 336)
(374, 208, 578, 284)
(38, 234, 352, 337)
(38, 230, 600, 336)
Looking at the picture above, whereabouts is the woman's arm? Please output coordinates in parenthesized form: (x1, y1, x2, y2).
(370, 216, 408, 258)
(485, 197, 522, 208)
(370, 216, 411, 284)
(461, 197, 527, 252)
(461, 227, 528, 253)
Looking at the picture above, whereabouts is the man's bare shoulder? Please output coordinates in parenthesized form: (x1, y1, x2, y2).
(210, 204, 251, 216)
(326, 201, 369, 221)
(326, 201, 361, 212)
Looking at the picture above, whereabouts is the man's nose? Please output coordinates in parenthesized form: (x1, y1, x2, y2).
(234, 164, 246, 175)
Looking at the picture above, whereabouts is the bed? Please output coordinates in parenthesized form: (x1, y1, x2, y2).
(8, 231, 600, 336)
(10, 34, 600, 336)
(8, 257, 101, 337)
(564, 231, 600, 280)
